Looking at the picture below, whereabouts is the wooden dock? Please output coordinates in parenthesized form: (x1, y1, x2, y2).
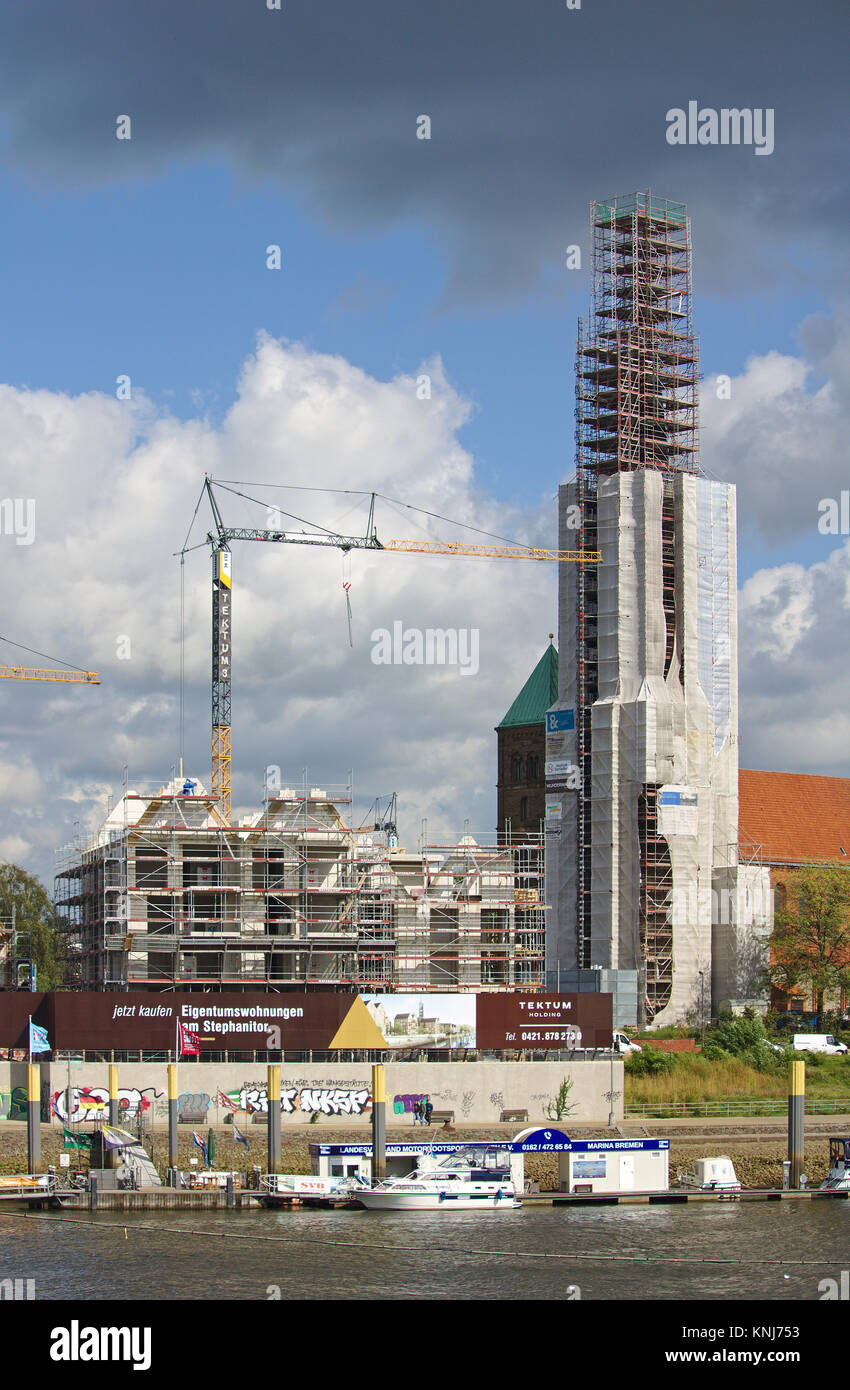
(0, 1182, 60, 1210)
(52, 1189, 264, 1211)
(522, 1187, 850, 1207)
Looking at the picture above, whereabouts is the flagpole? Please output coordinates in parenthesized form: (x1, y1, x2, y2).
(28, 1014, 31, 1065)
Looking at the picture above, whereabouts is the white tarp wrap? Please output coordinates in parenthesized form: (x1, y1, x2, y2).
(547, 472, 748, 1024)
(696, 480, 733, 756)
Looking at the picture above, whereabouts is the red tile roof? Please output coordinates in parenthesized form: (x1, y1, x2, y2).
(739, 770, 850, 866)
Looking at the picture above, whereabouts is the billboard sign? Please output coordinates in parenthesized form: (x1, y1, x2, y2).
(476, 992, 613, 1050)
(1, 990, 614, 1053)
(0, 993, 362, 1052)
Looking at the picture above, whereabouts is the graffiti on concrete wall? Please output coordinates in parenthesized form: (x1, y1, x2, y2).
(176, 1092, 211, 1122)
(8, 1087, 27, 1121)
(393, 1093, 426, 1115)
(235, 1082, 372, 1116)
(51, 1086, 163, 1124)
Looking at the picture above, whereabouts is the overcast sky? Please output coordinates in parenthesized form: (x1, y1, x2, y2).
(0, 0, 848, 884)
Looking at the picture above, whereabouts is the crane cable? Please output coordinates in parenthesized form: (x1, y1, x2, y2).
(0, 635, 92, 674)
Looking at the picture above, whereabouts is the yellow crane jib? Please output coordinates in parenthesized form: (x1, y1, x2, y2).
(384, 541, 602, 561)
(0, 667, 101, 683)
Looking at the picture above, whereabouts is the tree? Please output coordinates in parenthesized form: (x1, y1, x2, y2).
(770, 864, 850, 1027)
(0, 862, 64, 991)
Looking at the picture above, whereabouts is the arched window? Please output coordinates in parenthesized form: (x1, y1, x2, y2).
(512, 756, 523, 782)
(520, 796, 529, 821)
(527, 755, 539, 780)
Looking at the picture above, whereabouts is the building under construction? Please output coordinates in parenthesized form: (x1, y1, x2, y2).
(54, 777, 545, 993)
(545, 192, 770, 1025)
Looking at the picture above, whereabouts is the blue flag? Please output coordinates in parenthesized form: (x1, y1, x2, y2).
(192, 1130, 209, 1166)
(233, 1124, 250, 1150)
(29, 1021, 51, 1054)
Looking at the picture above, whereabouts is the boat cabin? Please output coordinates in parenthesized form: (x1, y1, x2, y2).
(310, 1140, 523, 1189)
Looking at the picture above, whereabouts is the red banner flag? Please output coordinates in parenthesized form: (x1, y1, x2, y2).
(179, 1021, 201, 1056)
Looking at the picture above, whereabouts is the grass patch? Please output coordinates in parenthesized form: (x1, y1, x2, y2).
(625, 1052, 850, 1106)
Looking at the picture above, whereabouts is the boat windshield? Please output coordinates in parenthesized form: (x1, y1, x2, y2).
(433, 1148, 507, 1171)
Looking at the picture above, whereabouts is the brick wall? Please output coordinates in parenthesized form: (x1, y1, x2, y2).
(497, 724, 546, 835)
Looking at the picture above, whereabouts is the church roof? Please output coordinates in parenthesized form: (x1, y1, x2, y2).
(497, 645, 559, 729)
(739, 769, 850, 865)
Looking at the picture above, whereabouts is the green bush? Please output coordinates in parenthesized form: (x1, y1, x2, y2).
(708, 1017, 767, 1056)
(625, 1049, 674, 1077)
(700, 1042, 731, 1063)
(740, 1044, 784, 1074)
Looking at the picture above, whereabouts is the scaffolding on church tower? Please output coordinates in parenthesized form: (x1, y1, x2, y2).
(573, 192, 700, 1013)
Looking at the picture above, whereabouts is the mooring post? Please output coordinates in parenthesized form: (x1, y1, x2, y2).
(268, 1064, 281, 1175)
(108, 1063, 120, 1128)
(26, 1063, 41, 1173)
(226, 1174, 235, 1208)
(371, 1064, 386, 1186)
(90, 1175, 98, 1211)
(788, 1058, 805, 1189)
(167, 1063, 179, 1178)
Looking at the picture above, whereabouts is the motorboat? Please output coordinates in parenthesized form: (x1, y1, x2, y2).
(355, 1146, 521, 1211)
(821, 1137, 850, 1190)
(676, 1156, 741, 1193)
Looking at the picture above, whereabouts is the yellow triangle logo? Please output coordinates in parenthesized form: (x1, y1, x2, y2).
(328, 997, 388, 1050)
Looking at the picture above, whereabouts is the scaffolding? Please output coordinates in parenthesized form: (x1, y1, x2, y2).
(0, 920, 12, 990)
(573, 191, 699, 1008)
(54, 776, 545, 994)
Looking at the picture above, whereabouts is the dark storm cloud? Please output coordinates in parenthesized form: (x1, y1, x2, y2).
(2, 0, 847, 303)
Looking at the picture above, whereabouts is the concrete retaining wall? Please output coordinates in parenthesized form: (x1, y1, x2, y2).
(0, 1059, 621, 1128)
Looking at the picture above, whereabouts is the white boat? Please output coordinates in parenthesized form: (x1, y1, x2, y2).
(676, 1156, 741, 1193)
(356, 1147, 521, 1211)
(820, 1137, 850, 1190)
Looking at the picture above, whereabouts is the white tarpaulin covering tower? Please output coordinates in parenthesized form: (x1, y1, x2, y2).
(546, 192, 770, 1026)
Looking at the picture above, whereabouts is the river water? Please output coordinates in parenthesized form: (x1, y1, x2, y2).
(1, 1200, 847, 1301)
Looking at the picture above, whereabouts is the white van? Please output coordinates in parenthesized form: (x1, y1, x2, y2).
(792, 1034, 848, 1056)
(612, 1031, 642, 1054)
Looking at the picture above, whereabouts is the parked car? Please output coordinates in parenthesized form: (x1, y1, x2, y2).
(792, 1034, 849, 1056)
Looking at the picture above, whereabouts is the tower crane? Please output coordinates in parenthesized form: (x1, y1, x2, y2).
(198, 477, 600, 822)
